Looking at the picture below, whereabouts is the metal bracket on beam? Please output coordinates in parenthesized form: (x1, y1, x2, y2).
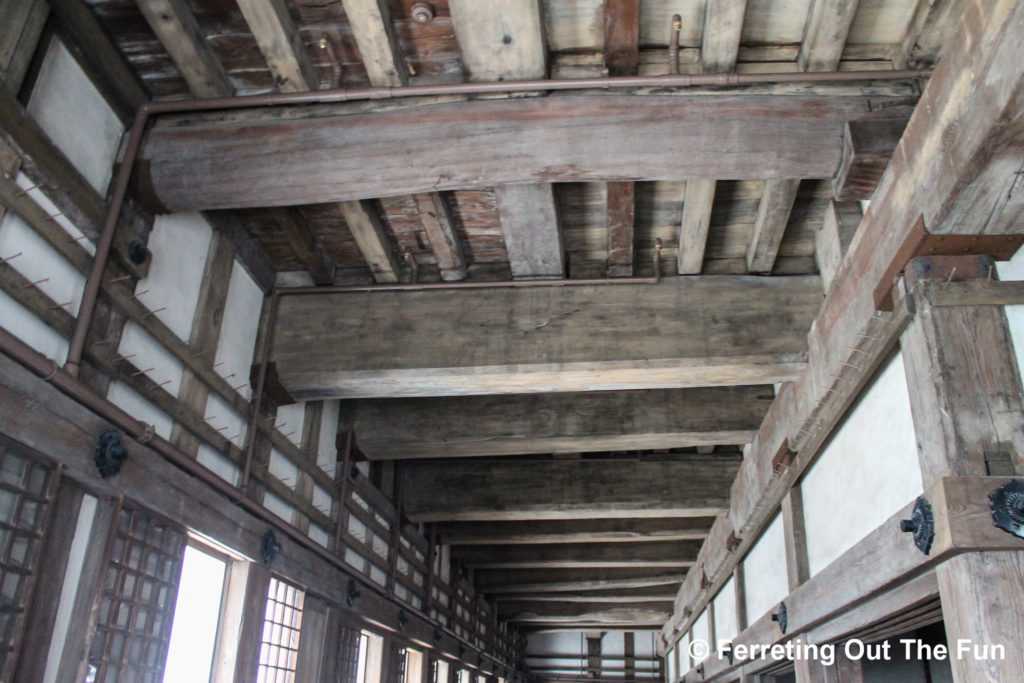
(990, 479, 1024, 539)
(899, 496, 935, 555)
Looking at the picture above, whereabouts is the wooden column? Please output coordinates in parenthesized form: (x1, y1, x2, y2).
(900, 255, 1024, 682)
(781, 484, 811, 590)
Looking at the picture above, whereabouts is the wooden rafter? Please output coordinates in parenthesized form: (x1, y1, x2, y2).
(136, 0, 232, 98)
(236, 0, 317, 93)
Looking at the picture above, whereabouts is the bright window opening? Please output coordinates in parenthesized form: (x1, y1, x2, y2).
(433, 659, 450, 683)
(256, 577, 305, 683)
(404, 648, 423, 683)
(163, 545, 227, 682)
(357, 630, 384, 683)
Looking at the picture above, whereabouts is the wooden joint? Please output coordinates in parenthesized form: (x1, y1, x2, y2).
(248, 361, 295, 406)
(771, 440, 797, 475)
(726, 531, 742, 552)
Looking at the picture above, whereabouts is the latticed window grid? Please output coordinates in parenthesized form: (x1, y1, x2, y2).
(88, 505, 187, 683)
(0, 438, 59, 679)
(257, 577, 305, 683)
(334, 622, 362, 683)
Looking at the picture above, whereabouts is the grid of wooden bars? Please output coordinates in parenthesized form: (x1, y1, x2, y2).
(88, 505, 187, 682)
(0, 437, 60, 680)
(257, 576, 306, 683)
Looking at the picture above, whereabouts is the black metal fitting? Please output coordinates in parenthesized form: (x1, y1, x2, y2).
(772, 601, 788, 634)
(990, 479, 1024, 539)
(346, 578, 361, 606)
(899, 496, 935, 555)
(260, 529, 280, 564)
(127, 239, 148, 265)
(94, 429, 126, 478)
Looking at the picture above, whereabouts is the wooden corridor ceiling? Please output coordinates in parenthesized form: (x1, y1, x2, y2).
(59, 0, 961, 631)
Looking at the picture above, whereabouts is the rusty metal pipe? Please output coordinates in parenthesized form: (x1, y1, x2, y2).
(669, 14, 682, 76)
(0, 324, 495, 661)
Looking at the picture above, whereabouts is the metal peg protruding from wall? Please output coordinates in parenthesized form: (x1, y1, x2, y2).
(771, 601, 788, 634)
(899, 496, 935, 555)
(411, 2, 434, 23)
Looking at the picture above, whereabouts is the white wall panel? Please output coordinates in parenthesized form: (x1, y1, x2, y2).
(713, 576, 738, 646)
(742, 513, 787, 622)
(214, 261, 263, 402)
(107, 380, 174, 439)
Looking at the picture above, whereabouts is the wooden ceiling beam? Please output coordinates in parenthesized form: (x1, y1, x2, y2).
(0, 0, 47, 97)
(449, 0, 546, 82)
(496, 586, 678, 603)
(135, 94, 915, 212)
(814, 200, 862, 291)
(799, 0, 861, 72)
(745, 178, 800, 274)
(495, 183, 564, 279)
(275, 207, 336, 285)
(413, 193, 466, 281)
(401, 455, 740, 522)
(677, 179, 717, 275)
(701, 0, 747, 74)
(896, 0, 967, 70)
(603, 0, 640, 77)
(342, 0, 407, 87)
(477, 568, 687, 595)
(271, 276, 821, 400)
(338, 199, 400, 283)
(833, 118, 909, 201)
(236, 0, 317, 93)
(353, 387, 768, 459)
(606, 181, 636, 277)
(136, 0, 233, 98)
(453, 541, 700, 569)
(500, 602, 671, 626)
(437, 518, 714, 546)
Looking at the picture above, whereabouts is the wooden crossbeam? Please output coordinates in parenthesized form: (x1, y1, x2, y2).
(495, 183, 564, 279)
(501, 602, 671, 626)
(798, 0, 861, 72)
(476, 568, 686, 594)
(134, 94, 916, 212)
(701, 0, 747, 74)
(437, 518, 714, 546)
(276, 207, 336, 285)
(354, 387, 768, 459)
(136, 0, 232, 98)
(401, 456, 740, 522)
(271, 276, 821, 399)
(603, 0, 640, 77)
(449, 0, 546, 82)
(833, 118, 909, 201)
(606, 181, 636, 277)
(413, 193, 466, 281)
(0, 0, 48, 96)
(342, 0, 407, 87)
(677, 180, 717, 275)
(338, 199, 400, 283)
(236, 0, 317, 93)
(745, 179, 800, 273)
(453, 541, 701, 569)
(814, 200, 862, 290)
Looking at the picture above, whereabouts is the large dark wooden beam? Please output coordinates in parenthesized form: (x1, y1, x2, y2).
(453, 541, 700, 569)
(354, 387, 769, 459)
(476, 568, 686, 594)
(499, 586, 678, 603)
(401, 455, 740, 522)
(603, 0, 640, 77)
(271, 276, 821, 399)
(496, 183, 564, 279)
(500, 602, 671, 626)
(438, 518, 714, 546)
(134, 94, 916, 212)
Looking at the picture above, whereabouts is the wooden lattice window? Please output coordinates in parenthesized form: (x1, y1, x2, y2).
(257, 576, 305, 682)
(0, 437, 59, 679)
(333, 622, 362, 682)
(88, 505, 187, 682)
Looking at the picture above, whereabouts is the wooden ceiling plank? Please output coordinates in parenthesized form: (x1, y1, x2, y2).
(449, 0, 546, 82)
(701, 0, 747, 74)
(452, 541, 701, 569)
(275, 207, 336, 285)
(236, 0, 317, 93)
(338, 199, 400, 283)
(271, 276, 821, 399)
(504, 587, 677, 603)
(413, 192, 466, 281)
(495, 183, 564, 279)
(136, 94, 917, 212)
(606, 181, 636, 277)
(799, 0, 862, 73)
(401, 455, 740, 522)
(437, 518, 714, 546)
(677, 179, 717, 275)
(136, 0, 233, 98)
(603, 0, 640, 77)
(342, 0, 408, 87)
(476, 569, 687, 594)
(354, 387, 767, 459)
(745, 178, 800, 274)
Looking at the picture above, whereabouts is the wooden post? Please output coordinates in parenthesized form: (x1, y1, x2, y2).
(900, 255, 1024, 682)
(782, 484, 811, 590)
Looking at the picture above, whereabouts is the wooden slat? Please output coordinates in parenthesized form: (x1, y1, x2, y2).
(271, 276, 821, 399)
(448, 0, 546, 82)
(341, 0, 408, 87)
(413, 192, 466, 282)
(799, 0, 861, 72)
(745, 179, 800, 273)
(134, 94, 916, 212)
(495, 183, 564, 279)
(353, 387, 768, 459)
(0, 0, 48, 96)
(236, 0, 317, 93)
(338, 199, 399, 283)
(896, 0, 968, 69)
(606, 181, 635, 277)
(401, 456, 740, 522)
(701, 0, 747, 74)
(677, 179, 716, 275)
(603, 0, 640, 77)
(47, 0, 148, 122)
(453, 541, 701, 569)
(136, 0, 233, 98)
(437, 518, 714, 546)
(277, 207, 336, 285)
(814, 200, 862, 291)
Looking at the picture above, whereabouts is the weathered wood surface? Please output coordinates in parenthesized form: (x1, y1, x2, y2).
(453, 541, 701, 569)
(746, 178, 800, 273)
(832, 118, 908, 201)
(272, 277, 822, 399)
(136, 0, 233, 98)
(413, 192, 466, 281)
(495, 183, 564, 279)
(134, 94, 917, 212)
(501, 602, 670, 626)
(449, 0, 546, 82)
(701, 0, 747, 73)
(338, 199, 400, 283)
(606, 181, 635, 276)
(603, 0, 640, 77)
(799, 0, 861, 72)
(355, 387, 767, 459)
(236, 0, 317, 93)
(401, 456, 741, 521)
(437, 518, 714, 546)
(341, 0, 408, 87)
(814, 200, 862, 290)
(276, 207, 336, 285)
(476, 568, 686, 594)
(677, 179, 716, 275)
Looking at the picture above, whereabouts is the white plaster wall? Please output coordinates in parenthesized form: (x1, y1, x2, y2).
(0, 212, 85, 316)
(107, 380, 174, 439)
(0, 292, 68, 363)
(117, 321, 184, 397)
(263, 491, 294, 522)
(801, 353, 923, 577)
(309, 524, 330, 548)
(312, 484, 332, 517)
(677, 632, 690, 675)
(196, 443, 240, 486)
(137, 212, 212, 341)
(268, 447, 299, 487)
(13, 172, 94, 254)
(317, 400, 340, 474)
(691, 610, 710, 662)
(997, 250, 1024, 380)
(526, 632, 585, 655)
(666, 646, 677, 683)
(742, 513, 787, 622)
(274, 402, 306, 448)
(713, 576, 738, 646)
(27, 40, 122, 194)
(202, 393, 247, 449)
(212, 260, 263, 403)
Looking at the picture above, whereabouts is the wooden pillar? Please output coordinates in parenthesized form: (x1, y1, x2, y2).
(781, 484, 810, 590)
(900, 255, 1024, 682)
